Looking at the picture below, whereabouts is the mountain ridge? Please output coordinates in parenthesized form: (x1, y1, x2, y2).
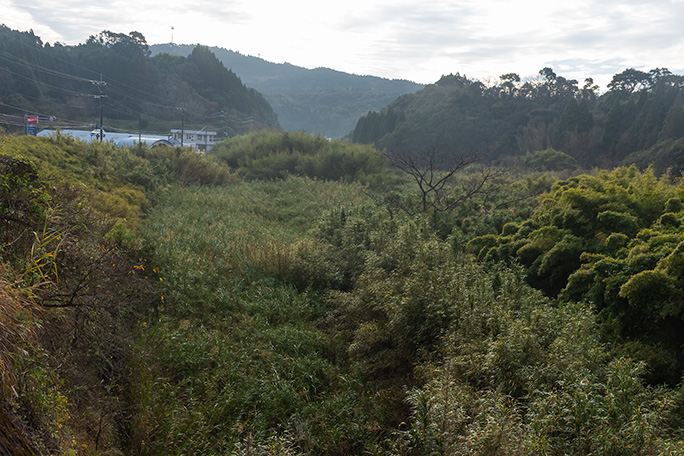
(150, 43, 424, 138)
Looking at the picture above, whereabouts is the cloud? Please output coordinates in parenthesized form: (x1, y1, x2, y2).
(8, 0, 141, 43)
(2, 0, 683, 87)
(6, 0, 248, 46)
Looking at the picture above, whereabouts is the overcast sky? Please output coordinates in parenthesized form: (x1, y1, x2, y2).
(2, 0, 684, 89)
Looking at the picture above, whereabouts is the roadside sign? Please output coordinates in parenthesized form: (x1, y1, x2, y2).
(25, 115, 39, 135)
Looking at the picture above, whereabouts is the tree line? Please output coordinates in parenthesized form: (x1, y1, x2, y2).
(351, 68, 684, 172)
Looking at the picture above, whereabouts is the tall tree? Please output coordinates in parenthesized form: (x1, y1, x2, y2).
(607, 68, 652, 93)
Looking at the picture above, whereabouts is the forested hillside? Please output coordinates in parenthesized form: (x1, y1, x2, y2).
(351, 69, 684, 171)
(0, 27, 279, 136)
(151, 44, 423, 138)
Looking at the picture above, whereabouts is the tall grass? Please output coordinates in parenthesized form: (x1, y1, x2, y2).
(0, 138, 227, 454)
(132, 177, 378, 454)
(131, 172, 684, 455)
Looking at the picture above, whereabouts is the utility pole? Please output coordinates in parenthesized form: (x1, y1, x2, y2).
(197, 125, 207, 152)
(177, 106, 186, 147)
(220, 110, 226, 136)
(92, 73, 107, 142)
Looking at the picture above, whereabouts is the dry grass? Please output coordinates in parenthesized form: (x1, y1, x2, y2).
(0, 264, 43, 405)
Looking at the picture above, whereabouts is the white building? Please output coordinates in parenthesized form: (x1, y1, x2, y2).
(170, 129, 218, 152)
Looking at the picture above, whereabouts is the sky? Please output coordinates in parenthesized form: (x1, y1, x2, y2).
(2, 0, 684, 90)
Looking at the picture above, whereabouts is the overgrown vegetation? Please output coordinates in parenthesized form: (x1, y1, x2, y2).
(0, 135, 232, 454)
(211, 129, 395, 188)
(134, 170, 684, 454)
(468, 166, 684, 385)
(3, 130, 684, 455)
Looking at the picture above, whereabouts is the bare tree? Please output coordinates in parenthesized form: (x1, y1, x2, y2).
(384, 148, 501, 215)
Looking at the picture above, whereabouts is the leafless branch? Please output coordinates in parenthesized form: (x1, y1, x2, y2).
(385, 148, 498, 214)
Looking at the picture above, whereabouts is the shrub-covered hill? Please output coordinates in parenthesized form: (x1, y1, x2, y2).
(0, 27, 279, 136)
(351, 69, 684, 171)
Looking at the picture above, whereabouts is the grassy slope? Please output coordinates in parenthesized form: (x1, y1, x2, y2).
(0, 135, 230, 455)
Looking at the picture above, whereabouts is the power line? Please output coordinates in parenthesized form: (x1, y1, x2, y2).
(1, 39, 217, 115)
(0, 30, 102, 78)
(0, 49, 96, 84)
(0, 59, 177, 124)
(0, 67, 95, 100)
(0, 100, 96, 129)
(0, 54, 155, 133)
(1, 33, 181, 112)
(0, 37, 232, 134)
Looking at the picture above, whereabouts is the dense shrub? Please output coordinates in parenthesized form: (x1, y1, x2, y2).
(520, 147, 578, 171)
(211, 130, 394, 187)
(0, 151, 160, 454)
(469, 165, 684, 384)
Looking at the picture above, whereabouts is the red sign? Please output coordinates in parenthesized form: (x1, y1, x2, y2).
(25, 115, 38, 124)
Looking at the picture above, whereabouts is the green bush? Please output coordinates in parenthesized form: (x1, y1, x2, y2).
(520, 147, 578, 171)
(211, 130, 392, 187)
(605, 232, 629, 251)
(0, 155, 50, 255)
(597, 210, 639, 236)
(478, 166, 684, 383)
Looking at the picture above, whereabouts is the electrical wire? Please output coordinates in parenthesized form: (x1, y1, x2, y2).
(0, 49, 96, 83)
(0, 33, 242, 134)
(0, 30, 102, 78)
(0, 66, 95, 97)
(0, 100, 99, 129)
(1, 36, 184, 113)
(2, 34, 216, 117)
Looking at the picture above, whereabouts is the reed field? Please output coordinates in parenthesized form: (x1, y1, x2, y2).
(132, 178, 383, 454)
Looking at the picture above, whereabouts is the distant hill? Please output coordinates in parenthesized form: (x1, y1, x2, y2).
(150, 44, 424, 138)
(0, 27, 279, 136)
(349, 69, 684, 171)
